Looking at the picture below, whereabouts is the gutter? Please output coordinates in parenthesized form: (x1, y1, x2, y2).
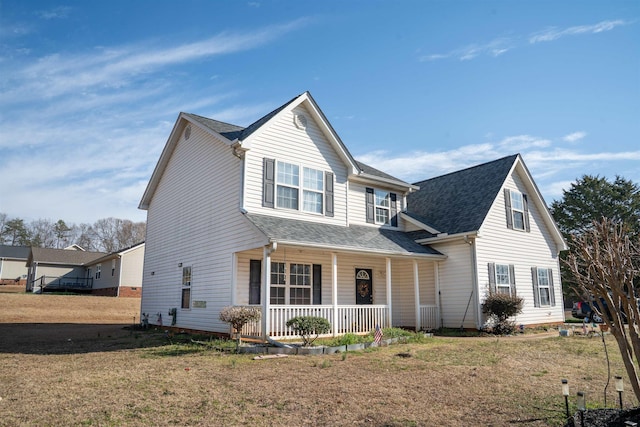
(268, 239, 446, 260)
(415, 231, 480, 245)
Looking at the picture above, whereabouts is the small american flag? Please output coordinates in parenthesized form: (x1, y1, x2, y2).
(374, 324, 383, 345)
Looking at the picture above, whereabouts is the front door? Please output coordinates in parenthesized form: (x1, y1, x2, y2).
(355, 268, 373, 305)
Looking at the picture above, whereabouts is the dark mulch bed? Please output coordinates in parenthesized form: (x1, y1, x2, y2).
(564, 407, 640, 427)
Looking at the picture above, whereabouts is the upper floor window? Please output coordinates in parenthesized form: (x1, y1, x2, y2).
(263, 158, 334, 217)
(366, 187, 398, 227)
(504, 189, 530, 232)
(375, 190, 390, 224)
(274, 161, 325, 214)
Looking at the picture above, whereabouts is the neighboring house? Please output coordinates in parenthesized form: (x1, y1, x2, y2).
(84, 242, 145, 297)
(26, 246, 106, 293)
(139, 91, 567, 338)
(0, 245, 30, 286)
(25, 243, 145, 297)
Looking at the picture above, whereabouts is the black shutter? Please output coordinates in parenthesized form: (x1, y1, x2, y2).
(488, 263, 496, 294)
(509, 264, 516, 296)
(548, 269, 555, 306)
(263, 158, 275, 208)
(325, 172, 334, 217)
(249, 259, 261, 305)
(523, 194, 531, 232)
(390, 193, 398, 227)
(531, 267, 540, 307)
(366, 187, 375, 223)
(504, 189, 513, 229)
(313, 264, 322, 305)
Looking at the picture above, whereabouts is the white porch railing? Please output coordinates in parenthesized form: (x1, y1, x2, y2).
(419, 304, 439, 331)
(240, 305, 389, 340)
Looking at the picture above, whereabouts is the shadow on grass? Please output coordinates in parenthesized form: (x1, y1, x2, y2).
(0, 323, 170, 355)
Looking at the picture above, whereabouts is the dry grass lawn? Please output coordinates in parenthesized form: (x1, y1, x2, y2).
(0, 287, 637, 426)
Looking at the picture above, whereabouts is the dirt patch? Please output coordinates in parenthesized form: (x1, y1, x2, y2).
(0, 293, 638, 426)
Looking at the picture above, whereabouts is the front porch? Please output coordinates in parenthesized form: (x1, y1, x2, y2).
(240, 304, 440, 340)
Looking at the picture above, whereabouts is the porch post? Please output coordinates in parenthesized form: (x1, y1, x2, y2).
(332, 253, 338, 337)
(261, 245, 273, 339)
(413, 259, 421, 331)
(386, 257, 392, 328)
(230, 253, 237, 306)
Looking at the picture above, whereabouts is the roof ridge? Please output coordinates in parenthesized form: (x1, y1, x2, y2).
(413, 153, 519, 185)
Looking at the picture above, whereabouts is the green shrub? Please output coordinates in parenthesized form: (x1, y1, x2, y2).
(285, 316, 331, 347)
(482, 293, 524, 335)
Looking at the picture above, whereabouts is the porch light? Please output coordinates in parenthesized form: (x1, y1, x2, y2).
(561, 379, 569, 419)
(615, 375, 623, 409)
(577, 391, 586, 427)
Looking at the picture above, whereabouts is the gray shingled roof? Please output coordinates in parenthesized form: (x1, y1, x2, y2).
(0, 245, 31, 260)
(355, 161, 412, 186)
(183, 94, 299, 142)
(245, 213, 443, 257)
(29, 247, 107, 266)
(407, 154, 519, 235)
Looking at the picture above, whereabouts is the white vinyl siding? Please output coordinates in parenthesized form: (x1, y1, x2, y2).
(141, 122, 267, 333)
(243, 105, 347, 225)
(476, 171, 564, 326)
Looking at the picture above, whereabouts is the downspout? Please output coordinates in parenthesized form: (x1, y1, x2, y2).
(435, 261, 443, 328)
(468, 236, 482, 329)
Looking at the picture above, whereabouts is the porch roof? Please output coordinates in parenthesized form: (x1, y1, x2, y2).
(244, 213, 444, 258)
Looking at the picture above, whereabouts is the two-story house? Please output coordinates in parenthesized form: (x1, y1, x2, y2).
(139, 92, 567, 338)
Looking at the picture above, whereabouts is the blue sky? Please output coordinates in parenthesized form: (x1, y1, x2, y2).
(0, 0, 638, 224)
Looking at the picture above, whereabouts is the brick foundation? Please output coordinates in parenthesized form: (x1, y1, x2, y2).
(118, 287, 141, 298)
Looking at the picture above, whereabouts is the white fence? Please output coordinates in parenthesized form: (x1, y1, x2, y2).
(241, 305, 389, 339)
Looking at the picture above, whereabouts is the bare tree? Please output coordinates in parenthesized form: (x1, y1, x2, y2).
(565, 217, 640, 401)
(69, 223, 97, 251)
(28, 219, 56, 248)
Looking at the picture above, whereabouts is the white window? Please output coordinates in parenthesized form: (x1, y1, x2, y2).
(95, 264, 101, 279)
(495, 264, 512, 295)
(181, 266, 191, 309)
(269, 262, 315, 305)
(276, 161, 299, 210)
(302, 167, 324, 214)
(111, 259, 116, 276)
(510, 190, 525, 230)
(276, 161, 324, 214)
(537, 268, 550, 306)
(289, 263, 311, 305)
(375, 190, 390, 225)
(270, 262, 286, 305)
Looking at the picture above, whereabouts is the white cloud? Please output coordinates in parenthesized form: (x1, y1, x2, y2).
(498, 135, 551, 151)
(36, 6, 72, 20)
(562, 131, 587, 143)
(422, 19, 627, 62)
(529, 20, 626, 44)
(420, 37, 514, 62)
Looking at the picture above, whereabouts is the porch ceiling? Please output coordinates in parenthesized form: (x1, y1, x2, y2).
(244, 213, 444, 258)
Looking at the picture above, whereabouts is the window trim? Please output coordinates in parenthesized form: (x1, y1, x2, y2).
(181, 266, 192, 309)
(275, 161, 325, 214)
(95, 264, 101, 279)
(536, 268, 551, 306)
(268, 261, 313, 305)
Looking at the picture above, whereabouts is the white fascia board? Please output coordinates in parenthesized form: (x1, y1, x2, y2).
(139, 113, 237, 210)
(512, 157, 569, 251)
(415, 231, 479, 245)
(271, 239, 446, 260)
(400, 212, 441, 235)
(349, 174, 419, 193)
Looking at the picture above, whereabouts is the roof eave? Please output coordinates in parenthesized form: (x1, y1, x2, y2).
(271, 239, 446, 260)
